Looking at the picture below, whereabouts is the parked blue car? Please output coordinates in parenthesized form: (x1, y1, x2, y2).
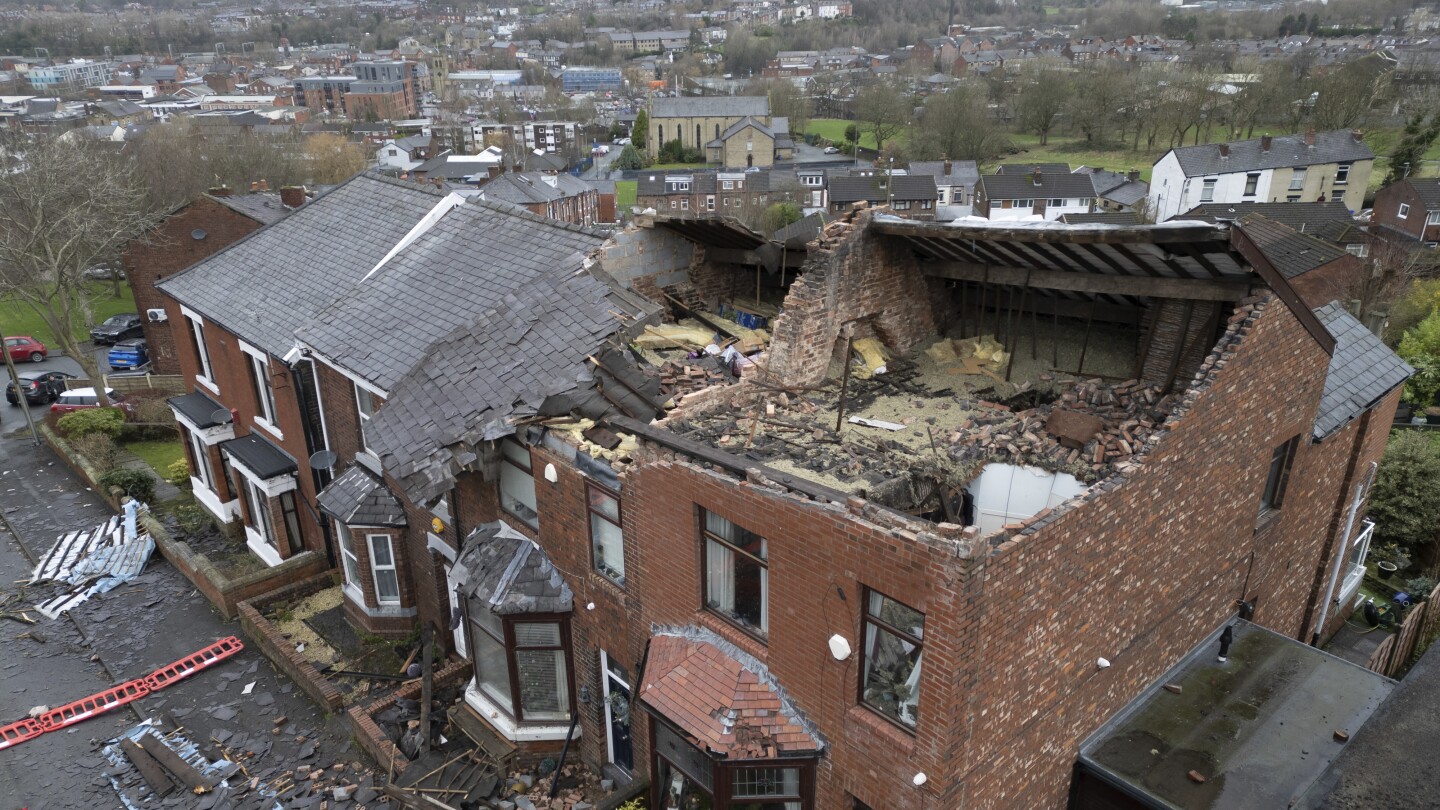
(107, 338, 149, 371)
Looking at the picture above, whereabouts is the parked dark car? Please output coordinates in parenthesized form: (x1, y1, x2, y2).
(107, 338, 149, 371)
(89, 313, 143, 345)
(6, 370, 76, 405)
(50, 387, 130, 415)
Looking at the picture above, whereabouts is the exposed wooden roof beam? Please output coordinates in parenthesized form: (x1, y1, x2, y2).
(922, 260, 1255, 301)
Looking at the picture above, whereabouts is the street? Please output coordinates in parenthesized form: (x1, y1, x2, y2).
(0, 409, 359, 807)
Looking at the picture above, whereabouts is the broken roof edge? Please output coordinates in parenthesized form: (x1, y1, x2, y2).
(605, 412, 983, 558)
(648, 623, 829, 756)
(993, 293, 1275, 552)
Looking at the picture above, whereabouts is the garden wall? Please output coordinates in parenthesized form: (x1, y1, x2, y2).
(236, 571, 346, 713)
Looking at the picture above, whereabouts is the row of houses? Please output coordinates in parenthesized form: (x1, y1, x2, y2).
(123, 169, 1411, 809)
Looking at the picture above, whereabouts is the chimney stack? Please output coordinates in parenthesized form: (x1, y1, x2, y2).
(1304, 127, 1316, 147)
(208, 184, 232, 197)
(279, 185, 306, 208)
(943, 158, 952, 175)
(1127, 168, 1140, 182)
(1219, 143, 1229, 158)
(259, 179, 269, 191)
(1352, 129, 1364, 143)
(250, 181, 260, 192)
(1032, 168, 1042, 187)
(487, 165, 502, 180)
(1261, 134, 1272, 152)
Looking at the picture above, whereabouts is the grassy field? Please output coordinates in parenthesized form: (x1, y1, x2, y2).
(125, 438, 184, 479)
(805, 118, 881, 151)
(0, 282, 137, 347)
(616, 180, 637, 208)
(1002, 134, 1161, 181)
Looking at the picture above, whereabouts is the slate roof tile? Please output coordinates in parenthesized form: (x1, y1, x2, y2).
(1313, 302, 1412, 439)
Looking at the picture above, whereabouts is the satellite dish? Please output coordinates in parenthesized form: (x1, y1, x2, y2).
(309, 450, 338, 470)
(191, 228, 208, 240)
(210, 408, 234, 425)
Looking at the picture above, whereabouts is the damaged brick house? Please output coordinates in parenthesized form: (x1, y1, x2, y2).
(150, 172, 1408, 809)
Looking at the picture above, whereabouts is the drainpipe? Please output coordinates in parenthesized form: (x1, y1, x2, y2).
(1314, 458, 1379, 645)
(288, 356, 336, 569)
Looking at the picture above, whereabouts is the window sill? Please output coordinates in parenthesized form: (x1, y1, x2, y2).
(464, 684, 580, 743)
(846, 704, 917, 752)
(191, 481, 239, 522)
(245, 528, 284, 567)
(195, 375, 220, 396)
(254, 416, 284, 442)
(1255, 508, 1283, 536)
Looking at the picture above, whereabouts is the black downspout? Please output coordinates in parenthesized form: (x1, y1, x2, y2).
(290, 358, 336, 569)
(548, 712, 582, 799)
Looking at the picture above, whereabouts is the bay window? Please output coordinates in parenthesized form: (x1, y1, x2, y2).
(245, 478, 276, 548)
(701, 510, 768, 638)
(653, 720, 814, 810)
(467, 605, 572, 723)
(860, 589, 924, 731)
(499, 439, 539, 528)
(337, 522, 361, 592)
(368, 533, 401, 605)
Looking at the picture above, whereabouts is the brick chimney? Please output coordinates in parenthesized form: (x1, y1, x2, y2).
(1032, 168, 1042, 187)
(250, 181, 260, 192)
(279, 185, 306, 209)
(1261, 134, 1272, 152)
(1304, 127, 1316, 147)
(1127, 169, 1140, 182)
(259, 179, 269, 191)
(943, 158, 952, 175)
(487, 165, 503, 180)
(1352, 129, 1364, 143)
(1219, 143, 1229, 158)
(208, 185, 232, 197)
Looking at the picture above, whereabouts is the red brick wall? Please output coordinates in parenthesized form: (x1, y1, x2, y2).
(1371, 182, 1425, 243)
(939, 296, 1366, 808)
(1288, 255, 1366, 309)
(123, 197, 265, 374)
(763, 211, 938, 387)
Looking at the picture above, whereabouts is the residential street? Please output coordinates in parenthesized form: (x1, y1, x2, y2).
(0, 423, 361, 808)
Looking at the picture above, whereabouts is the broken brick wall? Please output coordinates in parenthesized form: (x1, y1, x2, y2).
(763, 213, 938, 387)
(596, 224, 702, 307)
(1138, 298, 1224, 388)
(937, 294, 1389, 809)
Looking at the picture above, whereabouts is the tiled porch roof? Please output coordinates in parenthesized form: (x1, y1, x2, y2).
(640, 627, 823, 759)
(316, 464, 407, 527)
(454, 521, 572, 615)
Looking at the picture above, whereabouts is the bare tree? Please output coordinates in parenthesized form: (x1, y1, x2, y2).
(1310, 54, 1392, 132)
(910, 82, 1011, 165)
(0, 139, 158, 406)
(1014, 58, 1069, 146)
(855, 77, 911, 153)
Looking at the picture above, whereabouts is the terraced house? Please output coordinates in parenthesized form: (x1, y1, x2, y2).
(151, 174, 1409, 809)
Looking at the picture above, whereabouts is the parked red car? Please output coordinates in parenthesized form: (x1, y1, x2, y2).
(50, 387, 129, 415)
(4, 336, 46, 364)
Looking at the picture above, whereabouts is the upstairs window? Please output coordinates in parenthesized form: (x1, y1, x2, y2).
(243, 346, 277, 429)
(186, 313, 214, 385)
(1244, 173, 1260, 196)
(1259, 436, 1299, 519)
(1289, 168, 1306, 191)
(1200, 178, 1216, 202)
(1335, 163, 1351, 184)
(701, 510, 768, 638)
(860, 589, 924, 731)
(499, 438, 539, 529)
(355, 385, 378, 454)
(1400, 203, 1412, 219)
(588, 484, 624, 586)
(1427, 211, 1440, 226)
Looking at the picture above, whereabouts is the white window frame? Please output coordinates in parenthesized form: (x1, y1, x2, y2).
(1335, 163, 1350, 185)
(337, 521, 363, 599)
(1345, 243, 1370, 258)
(242, 477, 283, 567)
(706, 195, 715, 210)
(368, 533, 401, 605)
(1427, 211, 1440, 226)
(1047, 198, 1063, 207)
(599, 650, 632, 773)
(722, 179, 734, 190)
(180, 305, 218, 395)
(355, 384, 377, 456)
(239, 341, 281, 440)
(1289, 168, 1306, 191)
(802, 175, 822, 187)
(499, 438, 539, 529)
(1400, 203, 1411, 219)
(1200, 178, 1216, 203)
(1338, 519, 1375, 606)
(680, 197, 689, 209)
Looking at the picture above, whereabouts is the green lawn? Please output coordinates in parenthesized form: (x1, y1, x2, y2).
(125, 438, 184, 479)
(616, 180, 637, 208)
(1003, 133, 1160, 181)
(806, 118, 881, 151)
(0, 282, 137, 347)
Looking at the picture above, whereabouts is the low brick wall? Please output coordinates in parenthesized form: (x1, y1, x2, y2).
(41, 424, 331, 621)
(236, 572, 346, 713)
(348, 658, 472, 776)
(151, 522, 330, 620)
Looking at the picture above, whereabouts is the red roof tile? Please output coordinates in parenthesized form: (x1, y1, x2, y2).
(640, 631, 821, 759)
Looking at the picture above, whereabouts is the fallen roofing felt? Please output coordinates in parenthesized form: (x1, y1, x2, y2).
(657, 324, 1179, 516)
(1077, 620, 1394, 810)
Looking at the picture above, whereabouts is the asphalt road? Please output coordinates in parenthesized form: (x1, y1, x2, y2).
(0, 416, 362, 807)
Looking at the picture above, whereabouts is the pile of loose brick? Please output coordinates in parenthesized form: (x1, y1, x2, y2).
(948, 378, 1178, 478)
(655, 359, 732, 399)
